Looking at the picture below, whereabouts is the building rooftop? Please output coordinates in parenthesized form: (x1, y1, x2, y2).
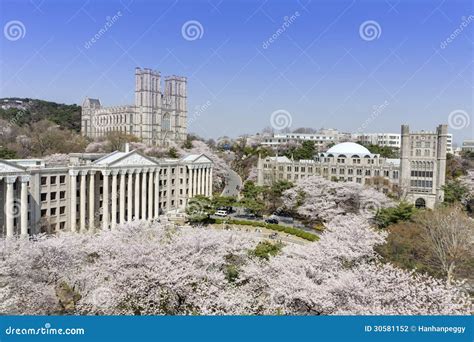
(326, 142, 371, 156)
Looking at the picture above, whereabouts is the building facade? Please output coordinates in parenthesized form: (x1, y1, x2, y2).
(461, 140, 474, 153)
(81, 67, 187, 146)
(0, 147, 212, 237)
(257, 124, 448, 209)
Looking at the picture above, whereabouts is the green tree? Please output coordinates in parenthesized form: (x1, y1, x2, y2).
(284, 141, 316, 160)
(186, 195, 214, 222)
(0, 146, 17, 159)
(167, 147, 179, 158)
(212, 196, 237, 209)
(249, 241, 284, 260)
(374, 202, 416, 228)
(442, 180, 469, 204)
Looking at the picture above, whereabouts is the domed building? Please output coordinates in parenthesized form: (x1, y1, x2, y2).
(257, 124, 448, 209)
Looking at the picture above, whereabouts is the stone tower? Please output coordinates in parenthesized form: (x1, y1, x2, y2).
(399, 124, 448, 208)
(134, 67, 162, 145)
(163, 76, 187, 144)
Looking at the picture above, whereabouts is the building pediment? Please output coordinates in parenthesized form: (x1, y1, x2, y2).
(182, 154, 213, 164)
(109, 151, 158, 167)
(0, 160, 26, 173)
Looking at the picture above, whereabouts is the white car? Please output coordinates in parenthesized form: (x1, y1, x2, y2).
(215, 210, 228, 217)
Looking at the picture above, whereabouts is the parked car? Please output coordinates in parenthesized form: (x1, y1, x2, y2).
(265, 218, 279, 224)
(215, 210, 228, 217)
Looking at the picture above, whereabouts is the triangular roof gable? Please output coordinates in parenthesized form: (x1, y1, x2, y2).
(192, 154, 213, 164)
(108, 150, 158, 167)
(0, 160, 26, 173)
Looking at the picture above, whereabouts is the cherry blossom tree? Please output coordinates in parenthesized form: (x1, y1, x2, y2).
(282, 176, 393, 223)
(0, 216, 469, 316)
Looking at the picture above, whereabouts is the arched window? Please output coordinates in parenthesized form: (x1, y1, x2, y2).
(162, 112, 171, 131)
(415, 198, 426, 209)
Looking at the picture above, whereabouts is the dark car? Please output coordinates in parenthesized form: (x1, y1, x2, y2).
(265, 218, 279, 224)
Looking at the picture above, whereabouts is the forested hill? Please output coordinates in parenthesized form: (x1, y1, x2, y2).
(0, 98, 81, 132)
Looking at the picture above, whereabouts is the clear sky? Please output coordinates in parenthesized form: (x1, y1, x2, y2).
(0, 0, 472, 144)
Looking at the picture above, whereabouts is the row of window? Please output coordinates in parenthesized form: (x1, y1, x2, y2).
(410, 180, 433, 188)
(411, 171, 433, 178)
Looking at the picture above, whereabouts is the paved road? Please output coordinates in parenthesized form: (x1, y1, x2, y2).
(221, 169, 242, 197)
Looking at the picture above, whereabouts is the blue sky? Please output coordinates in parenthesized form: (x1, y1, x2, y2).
(0, 0, 472, 144)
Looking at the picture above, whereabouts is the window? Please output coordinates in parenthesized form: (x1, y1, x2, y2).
(60, 206, 66, 215)
(50, 176, 57, 185)
(51, 208, 57, 216)
(60, 176, 66, 184)
(41, 193, 47, 202)
(41, 177, 47, 186)
(60, 191, 66, 199)
(51, 192, 57, 201)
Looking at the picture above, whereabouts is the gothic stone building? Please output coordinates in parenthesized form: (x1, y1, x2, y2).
(81, 67, 187, 146)
(257, 124, 448, 209)
(0, 147, 212, 237)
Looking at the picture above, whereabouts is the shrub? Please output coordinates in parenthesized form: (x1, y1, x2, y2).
(249, 241, 283, 260)
(374, 202, 416, 228)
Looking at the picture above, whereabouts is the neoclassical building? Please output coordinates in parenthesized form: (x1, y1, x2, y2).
(81, 67, 187, 146)
(0, 146, 212, 237)
(257, 124, 448, 209)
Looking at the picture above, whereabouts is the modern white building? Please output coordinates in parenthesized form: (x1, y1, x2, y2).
(461, 140, 474, 153)
(258, 125, 448, 209)
(261, 129, 343, 150)
(0, 146, 213, 237)
(81, 67, 187, 146)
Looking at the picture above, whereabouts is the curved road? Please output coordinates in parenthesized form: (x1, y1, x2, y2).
(221, 169, 242, 197)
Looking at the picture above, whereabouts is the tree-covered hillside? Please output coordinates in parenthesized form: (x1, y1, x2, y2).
(0, 98, 81, 132)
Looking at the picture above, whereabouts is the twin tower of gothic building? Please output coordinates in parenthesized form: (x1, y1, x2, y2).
(81, 67, 187, 146)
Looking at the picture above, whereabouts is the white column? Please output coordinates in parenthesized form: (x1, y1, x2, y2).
(20, 176, 29, 236)
(127, 170, 134, 221)
(209, 167, 213, 198)
(88, 171, 96, 231)
(80, 171, 87, 232)
(141, 169, 148, 219)
(154, 169, 160, 218)
(69, 170, 79, 232)
(148, 170, 153, 220)
(111, 171, 118, 229)
(192, 168, 197, 197)
(119, 170, 126, 224)
(102, 171, 110, 230)
(134, 170, 141, 219)
(5, 176, 16, 237)
(198, 167, 203, 195)
(203, 168, 208, 196)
